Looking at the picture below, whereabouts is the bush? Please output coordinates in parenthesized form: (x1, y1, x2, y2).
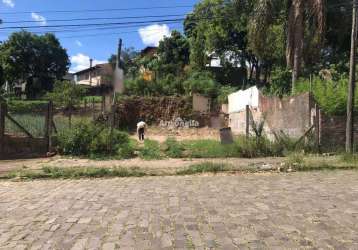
(164, 137, 184, 158)
(57, 120, 100, 156)
(183, 71, 219, 97)
(217, 86, 238, 104)
(263, 68, 292, 96)
(8, 100, 48, 113)
(139, 139, 163, 160)
(90, 129, 130, 156)
(295, 75, 358, 115)
(57, 120, 134, 158)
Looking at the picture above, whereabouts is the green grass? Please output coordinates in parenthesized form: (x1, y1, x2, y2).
(341, 153, 358, 164)
(139, 139, 163, 160)
(3, 166, 147, 180)
(182, 139, 240, 158)
(176, 162, 231, 175)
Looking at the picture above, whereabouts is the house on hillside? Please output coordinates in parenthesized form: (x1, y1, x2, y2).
(74, 63, 113, 87)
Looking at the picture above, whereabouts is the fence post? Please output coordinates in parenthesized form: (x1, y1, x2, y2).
(45, 101, 53, 153)
(315, 104, 321, 150)
(0, 103, 6, 157)
(246, 105, 250, 138)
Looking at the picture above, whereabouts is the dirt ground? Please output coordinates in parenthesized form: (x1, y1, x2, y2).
(0, 156, 284, 176)
(130, 126, 221, 142)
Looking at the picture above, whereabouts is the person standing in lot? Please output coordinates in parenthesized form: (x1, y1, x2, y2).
(137, 120, 147, 141)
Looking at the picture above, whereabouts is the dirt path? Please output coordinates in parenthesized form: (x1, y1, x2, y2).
(0, 156, 284, 175)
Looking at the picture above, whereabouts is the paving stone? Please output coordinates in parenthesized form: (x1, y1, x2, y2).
(0, 171, 358, 248)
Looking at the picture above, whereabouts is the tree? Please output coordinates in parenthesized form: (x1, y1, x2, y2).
(0, 31, 69, 98)
(47, 80, 86, 127)
(250, 0, 325, 91)
(156, 30, 190, 76)
(108, 47, 139, 79)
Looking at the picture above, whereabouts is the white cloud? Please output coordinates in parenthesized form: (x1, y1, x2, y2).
(2, 0, 15, 8)
(75, 40, 82, 47)
(70, 53, 106, 72)
(138, 24, 170, 46)
(31, 12, 47, 25)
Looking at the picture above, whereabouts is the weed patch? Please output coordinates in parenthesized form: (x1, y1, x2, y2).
(176, 162, 231, 175)
(139, 139, 163, 160)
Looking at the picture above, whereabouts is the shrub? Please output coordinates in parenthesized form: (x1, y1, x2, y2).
(217, 86, 238, 104)
(341, 153, 358, 164)
(57, 120, 134, 158)
(90, 129, 130, 156)
(164, 137, 184, 158)
(139, 139, 163, 160)
(57, 120, 100, 156)
(8, 100, 48, 113)
(183, 71, 219, 97)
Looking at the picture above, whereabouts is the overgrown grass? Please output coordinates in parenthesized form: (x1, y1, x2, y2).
(3, 166, 147, 180)
(182, 139, 240, 158)
(341, 153, 358, 164)
(163, 137, 184, 158)
(176, 162, 231, 175)
(139, 139, 163, 160)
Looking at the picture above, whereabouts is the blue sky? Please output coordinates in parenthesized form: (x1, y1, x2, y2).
(0, 0, 199, 72)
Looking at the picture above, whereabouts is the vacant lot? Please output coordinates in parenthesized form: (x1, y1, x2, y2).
(0, 171, 358, 249)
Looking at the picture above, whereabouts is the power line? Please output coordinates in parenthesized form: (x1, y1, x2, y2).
(1, 14, 187, 24)
(0, 18, 186, 30)
(0, 5, 194, 15)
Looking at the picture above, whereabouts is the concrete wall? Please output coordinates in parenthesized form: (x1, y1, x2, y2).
(259, 93, 314, 138)
(193, 94, 211, 114)
(229, 92, 314, 139)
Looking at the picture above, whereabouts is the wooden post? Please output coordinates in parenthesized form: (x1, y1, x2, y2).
(246, 105, 250, 138)
(101, 95, 105, 113)
(315, 104, 321, 150)
(45, 101, 53, 152)
(84, 98, 87, 111)
(92, 97, 95, 120)
(0, 103, 6, 156)
(346, 0, 358, 153)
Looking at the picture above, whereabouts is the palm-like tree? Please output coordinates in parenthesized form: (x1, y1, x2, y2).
(250, 0, 325, 92)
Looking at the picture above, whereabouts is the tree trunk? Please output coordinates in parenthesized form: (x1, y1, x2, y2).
(287, 0, 304, 93)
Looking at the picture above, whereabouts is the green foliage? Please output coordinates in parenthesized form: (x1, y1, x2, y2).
(341, 153, 358, 164)
(90, 129, 130, 156)
(157, 30, 190, 76)
(163, 137, 184, 158)
(182, 139, 240, 158)
(176, 162, 230, 175)
(57, 120, 133, 158)
(217, 86, 238, 104)
(34, 166, 146, 179)
(47, 80, 87, 109)
(139, 139, 163, 160)
(263, 68, 292, 96)
(183, 71, 219, 96)
(295, 75, 358, 115)
(8, 100, 48, 113)
(0, 31, 69, 98)
(57, 120, 100, 156)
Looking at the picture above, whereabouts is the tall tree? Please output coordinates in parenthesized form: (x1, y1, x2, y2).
(0, 31, 69, 98)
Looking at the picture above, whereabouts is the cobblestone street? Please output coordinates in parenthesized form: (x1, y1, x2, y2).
(0, 171, 358, 249)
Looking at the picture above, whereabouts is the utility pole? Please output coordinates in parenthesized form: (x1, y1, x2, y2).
(346, 0, 358, 153)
